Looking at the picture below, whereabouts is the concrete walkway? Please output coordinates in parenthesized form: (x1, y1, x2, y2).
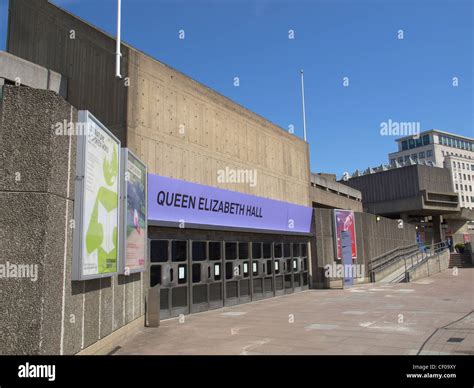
(114, 268, 474, 355)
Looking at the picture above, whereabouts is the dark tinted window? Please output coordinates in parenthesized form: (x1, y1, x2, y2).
(239, 243, 249, 259)
(150, 240, 168, 262)
(225, 262, 234, 280)
(150, 265, 161, 287)
(252, 243, 262, 259)
(263, 243, 271, 258)
(209, 242, 221, 261)
(301, 243, 307, 257)
(171, 241, 187, 262)
(225, 242, 237, 260)
(283, 243, 291, 257)
(266, 260, 272, 275)
(292, 243, 300, 257)
(274, 243, 283, 258)
(192, 241, 206, 261)
(192, 264, 201, 283)
(402, 140, 408, 150)
(422, 135, 430, 145)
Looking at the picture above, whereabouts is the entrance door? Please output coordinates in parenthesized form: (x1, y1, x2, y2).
(292, 243, 303, 292)
(251, 242, 265, 300)
(224, 241, 251, 306)
(238, 242, 252, 304)
(190, 240, 209, 313)
(149, 239, 189, 319)
(208, 241, 224, 310)
(283, 243, 293, 294)
(273, 243, 285, 296)
(301, 242, 309, 290)
(262, 242, 275, 298)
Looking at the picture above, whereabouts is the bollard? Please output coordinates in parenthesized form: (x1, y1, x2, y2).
(146, 286, 160, 328)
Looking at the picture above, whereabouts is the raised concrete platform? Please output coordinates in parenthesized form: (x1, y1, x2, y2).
(0, 51, 67, 97)
(112, 268, 473, 355)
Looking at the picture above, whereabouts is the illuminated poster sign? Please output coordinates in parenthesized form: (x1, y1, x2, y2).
(147, 174, 313, 234)
(120, 149, 147, 274)
(72, 111, 121, 280)
(334, 209, 357, 260)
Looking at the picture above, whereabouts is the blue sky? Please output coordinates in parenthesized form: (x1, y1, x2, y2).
(0, 0, 472, 177)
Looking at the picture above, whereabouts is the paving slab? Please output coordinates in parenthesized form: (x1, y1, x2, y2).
(114, 268, 474, 355)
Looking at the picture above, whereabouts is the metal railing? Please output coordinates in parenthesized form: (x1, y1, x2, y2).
(368, 243, 419, 278)
(369, 241, 449, 282)
(407, 241, 449, 273)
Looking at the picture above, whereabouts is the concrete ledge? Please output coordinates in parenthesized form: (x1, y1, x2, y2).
(77, 315, 145, 355)
(0, 51, 67, 97)
(407, 250, 450, 282)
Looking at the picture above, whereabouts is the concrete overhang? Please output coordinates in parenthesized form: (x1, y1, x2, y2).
(0, 51, 67, 98)
(443, 208, 474, 221)
(364, 191, 460, 218)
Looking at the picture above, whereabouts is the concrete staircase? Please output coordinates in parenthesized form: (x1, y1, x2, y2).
(449, 252, 473, 268)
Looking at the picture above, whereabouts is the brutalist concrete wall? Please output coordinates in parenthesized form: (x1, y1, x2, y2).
(310, 208, 417, 288)
(0, 86, 143, 355)
(126, 48, 311, 206)
(310, 186, 363, 212)
(8, 0, 311, 207)
(7, 0, 129, 144)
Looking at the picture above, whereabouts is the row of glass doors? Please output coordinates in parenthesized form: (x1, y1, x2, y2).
(149, 240, 309, 319)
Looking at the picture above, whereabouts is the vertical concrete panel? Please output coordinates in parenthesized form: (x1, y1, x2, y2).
(82, 279, 100, 350)
(99, 277, 113, 340)
(113, 275, 123, 333)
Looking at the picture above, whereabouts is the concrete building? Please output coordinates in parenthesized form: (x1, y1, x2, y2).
(341, 163, 461, 244)
(443, 154, 474, 210)
(388, 129, 474, 209)
(1, 0, 420, 355)
(310, 173, 362, 212)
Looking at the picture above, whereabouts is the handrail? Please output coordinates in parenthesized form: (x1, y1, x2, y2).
(369, 243, 419, 274)
(370, 243, 418, 263)
(407, 241, 449, 273)
(369, 241, 449, 282)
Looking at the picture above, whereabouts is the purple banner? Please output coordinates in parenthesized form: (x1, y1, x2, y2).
(147, 174, 313, 234)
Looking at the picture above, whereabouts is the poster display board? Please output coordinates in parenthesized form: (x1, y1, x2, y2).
(334, 209, 357, 261)
(119, 149, 147, 274)
(72, 111, 121, 280)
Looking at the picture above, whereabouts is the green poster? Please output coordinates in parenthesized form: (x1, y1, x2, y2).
(81, 114, 120, 277)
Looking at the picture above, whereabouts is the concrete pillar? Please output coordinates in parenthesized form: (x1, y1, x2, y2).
(432, 215, 443, 243)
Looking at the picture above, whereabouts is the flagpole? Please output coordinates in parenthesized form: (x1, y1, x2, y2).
(116, 0, 122, 78)
(300, 69, 307, 142)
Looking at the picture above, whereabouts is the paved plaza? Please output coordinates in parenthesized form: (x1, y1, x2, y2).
(115, 268, 474, 355)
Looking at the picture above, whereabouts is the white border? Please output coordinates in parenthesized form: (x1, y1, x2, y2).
(72, 111, 121, 281)
(119, 148, 148, 275)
